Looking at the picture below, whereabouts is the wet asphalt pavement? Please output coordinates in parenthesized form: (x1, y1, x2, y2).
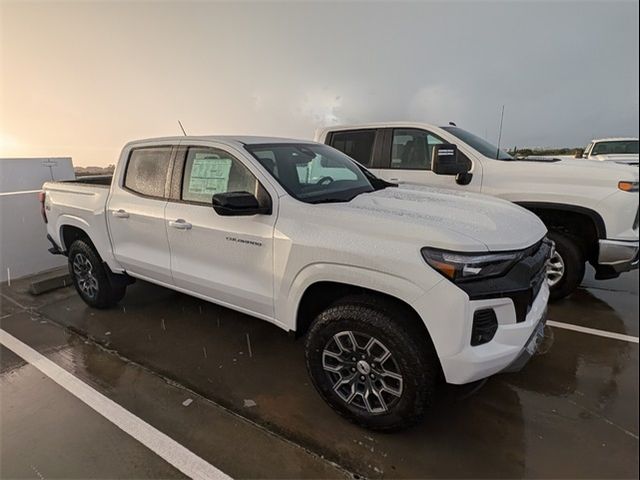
(1, 267, 638, 479)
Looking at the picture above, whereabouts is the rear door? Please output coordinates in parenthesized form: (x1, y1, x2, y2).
(107, 145, 174, 284)
(325, 129, 382, 175)
(165, 143, 277, 319)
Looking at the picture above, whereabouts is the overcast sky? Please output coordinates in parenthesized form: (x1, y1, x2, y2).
(1, 1, 638, 166)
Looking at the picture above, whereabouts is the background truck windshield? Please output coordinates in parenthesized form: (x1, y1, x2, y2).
(442, 126, 514, 160)
(592, 140, 639, 155)
(245, 143, 374, 204)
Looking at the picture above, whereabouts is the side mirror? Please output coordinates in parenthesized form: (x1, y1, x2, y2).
(575, 149, 584, 159)
(212, 191, 271, 216)
(431, 144, 469, 176)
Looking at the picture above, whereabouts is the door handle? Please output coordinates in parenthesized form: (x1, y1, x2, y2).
(169, 219, 192, 230)
(112, 209, 129, 218)
(389, 178, 399, 182)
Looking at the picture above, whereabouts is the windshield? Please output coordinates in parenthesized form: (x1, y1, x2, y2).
(245, 143, 376, 204)
(591, 140, 639, 155)
(442, 126, 513, 160)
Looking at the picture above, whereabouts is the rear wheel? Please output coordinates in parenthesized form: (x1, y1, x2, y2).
(68, 240, 126, 308)
(304, 297, 439, 431)
(547, 230, 585, 301)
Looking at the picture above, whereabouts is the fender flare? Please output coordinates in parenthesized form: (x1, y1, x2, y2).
(281, 263, 431, 332)
(515, 201, 607, 239)
(56, 215, 122, 272)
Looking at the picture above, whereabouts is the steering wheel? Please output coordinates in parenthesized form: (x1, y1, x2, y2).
(316, 176, 334, 185)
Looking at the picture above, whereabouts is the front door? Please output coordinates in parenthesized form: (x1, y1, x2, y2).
(165, 145, 276, 319)
(374, 128, 482, 192)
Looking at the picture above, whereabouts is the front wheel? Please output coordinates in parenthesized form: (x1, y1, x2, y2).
(68, 240, 126, 309)
(304, 298, 439, 431)
(547, 231, 585, 301)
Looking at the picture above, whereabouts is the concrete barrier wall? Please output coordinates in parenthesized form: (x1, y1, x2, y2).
(0, 158, 75, 282)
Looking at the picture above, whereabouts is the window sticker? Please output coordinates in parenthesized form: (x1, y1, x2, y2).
(188, 154, 232, 195)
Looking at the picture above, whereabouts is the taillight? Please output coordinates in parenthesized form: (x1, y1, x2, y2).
(38, 191, 48, 223)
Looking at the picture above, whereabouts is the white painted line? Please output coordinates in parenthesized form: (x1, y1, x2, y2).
(547, 320, 639, 344)
(0, 189, 42, 197)
(0, 328, 232, 480)
(0, 292, 28, 309)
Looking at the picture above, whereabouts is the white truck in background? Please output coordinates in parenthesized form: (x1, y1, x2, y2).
(580, 137, 639, 165)
(316, 123, 639, 300)
(42, 135, 551, 430)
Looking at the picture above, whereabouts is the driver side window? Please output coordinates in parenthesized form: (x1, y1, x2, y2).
(181, 147, 258, 204)
(391, 129, 444, 170)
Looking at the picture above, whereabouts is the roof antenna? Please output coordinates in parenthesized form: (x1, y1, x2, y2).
(448, 121, 457, 127)
(496, 105, 505, 158)
(178, 120, 187, 136)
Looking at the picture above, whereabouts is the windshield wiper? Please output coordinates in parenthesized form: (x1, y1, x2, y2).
(308, 188, 375, 204)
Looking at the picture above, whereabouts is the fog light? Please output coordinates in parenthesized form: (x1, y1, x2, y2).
(471, 309, 498, 346)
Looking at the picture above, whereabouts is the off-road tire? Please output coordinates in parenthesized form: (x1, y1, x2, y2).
(548, 230, 585, 301)
(68, 240, 126, 309)
(304, 296, 439, 431)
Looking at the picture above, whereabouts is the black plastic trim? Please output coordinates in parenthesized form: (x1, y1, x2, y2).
(458, 239, 552, 323)
(46, 234, 63, 255)
(516, 202, 607, 239)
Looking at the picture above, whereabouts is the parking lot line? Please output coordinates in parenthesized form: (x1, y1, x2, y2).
(547, 320, 639, 344)
(0, 328, 232, 480)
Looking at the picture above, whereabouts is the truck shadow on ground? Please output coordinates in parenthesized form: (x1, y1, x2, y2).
(38, 280, 637, 479)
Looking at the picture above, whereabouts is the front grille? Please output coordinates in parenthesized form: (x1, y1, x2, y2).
(471, 309, 498, 346)
(510, 240, 550, 322)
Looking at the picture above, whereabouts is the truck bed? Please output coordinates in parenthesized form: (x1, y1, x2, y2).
(64, 175, 113, 186)
(42, 179, 114, 263)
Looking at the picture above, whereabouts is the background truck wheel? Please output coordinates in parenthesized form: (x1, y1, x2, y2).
(304, 297, 439, 431)
(547, 230, 585, 301)
(68, 240, 126, 309)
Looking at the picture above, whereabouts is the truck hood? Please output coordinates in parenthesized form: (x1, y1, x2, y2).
(590, 154, 639, 165)
(515, 156, 639, 176)
(323, 185, 547, 252)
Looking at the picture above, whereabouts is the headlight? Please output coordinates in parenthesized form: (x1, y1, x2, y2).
(421, 248, 523, 283)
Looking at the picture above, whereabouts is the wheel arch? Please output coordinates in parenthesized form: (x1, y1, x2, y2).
(295, 281, 430, 339)
(516, 202, 604, 262)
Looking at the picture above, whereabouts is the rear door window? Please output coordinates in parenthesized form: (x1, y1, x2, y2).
(124, 147, 172, 198)
(329, 130, 376, 166)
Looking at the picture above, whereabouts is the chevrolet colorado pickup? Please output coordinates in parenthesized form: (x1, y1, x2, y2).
(42, 136, 551, 430)
(316, 123, 639, 300)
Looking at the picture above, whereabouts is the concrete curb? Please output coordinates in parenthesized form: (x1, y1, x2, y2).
(28, 267, 71, 295)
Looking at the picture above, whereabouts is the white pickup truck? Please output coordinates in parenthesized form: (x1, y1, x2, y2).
(316, 123, 639, 300)
(42, 136, 551, 430)
(580, 137, 639, 165)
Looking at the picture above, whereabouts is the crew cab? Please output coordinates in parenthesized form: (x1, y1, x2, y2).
(42, 136, 550, 430)
(316, 123, 639, 300)
(580, 137, 639, 165)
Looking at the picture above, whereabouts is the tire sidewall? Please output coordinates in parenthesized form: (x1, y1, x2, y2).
(548, 231, 585, 301)
(68, 240, 114, 308)
(305, 305, 434, 430)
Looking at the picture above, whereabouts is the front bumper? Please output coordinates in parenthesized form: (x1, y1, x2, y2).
(598, 239, 639, 273)
(501, 310, 547, 373)
(441, 281, 549, 384)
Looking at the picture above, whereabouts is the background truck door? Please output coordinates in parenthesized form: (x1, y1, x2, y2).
(107, 145, 173, 284)
(165, 144, 276, 319)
